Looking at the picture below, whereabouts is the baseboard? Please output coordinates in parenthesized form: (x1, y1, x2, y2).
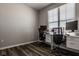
(0, 40, 37, 50)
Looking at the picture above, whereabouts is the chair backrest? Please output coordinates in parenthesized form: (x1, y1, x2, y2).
(52, 27, 63, 35)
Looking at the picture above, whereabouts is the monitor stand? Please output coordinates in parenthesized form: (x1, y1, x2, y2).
(72, 30, 74, 32)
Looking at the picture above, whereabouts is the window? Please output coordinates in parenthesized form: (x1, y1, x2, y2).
(60, 3, 75, 31)
(66, 3, 75, 20)
(60, 4, 67, 30)
(48, 3, 75, 32)
(48, 8, 58, 31)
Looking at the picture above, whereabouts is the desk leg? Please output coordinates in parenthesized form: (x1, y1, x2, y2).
(50, 35, 53, 53)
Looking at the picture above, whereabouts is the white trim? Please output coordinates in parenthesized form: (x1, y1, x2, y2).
(0, 40, 37, 50)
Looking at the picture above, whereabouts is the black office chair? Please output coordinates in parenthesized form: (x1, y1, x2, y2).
(52, 27, 64, 55)
(38, 26, 47, 41)
(38, 26, 47, 47)
(53, 34, 63, 45)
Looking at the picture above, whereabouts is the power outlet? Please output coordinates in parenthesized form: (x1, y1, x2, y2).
(1, 40, 4, 42)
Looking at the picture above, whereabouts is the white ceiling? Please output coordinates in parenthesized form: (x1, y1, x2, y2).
(25, 3, 51, 10)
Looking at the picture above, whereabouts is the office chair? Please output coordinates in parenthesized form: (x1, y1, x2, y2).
(53, 34, 63, 45)
(38, 25, 47, 47)
(52, 27, 64, 54)
(38, 25, 47, 41)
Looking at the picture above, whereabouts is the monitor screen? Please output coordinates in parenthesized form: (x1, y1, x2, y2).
(66, 20, 78, 31)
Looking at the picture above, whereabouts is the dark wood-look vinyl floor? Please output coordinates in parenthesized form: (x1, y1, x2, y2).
(0, 42, 67, 56)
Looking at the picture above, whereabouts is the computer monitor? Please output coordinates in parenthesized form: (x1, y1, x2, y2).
(66, 20, 78, 32)
(40, 25, 47, 30)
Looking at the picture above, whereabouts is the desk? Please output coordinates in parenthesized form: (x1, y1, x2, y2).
(52, 35, 79, 55)
(67, 35, 79, 51)
(53, 42, 79, 55)
(44, 32, 53, 50)
(45, 32, 65, 50)
(45, 32, 79, 55)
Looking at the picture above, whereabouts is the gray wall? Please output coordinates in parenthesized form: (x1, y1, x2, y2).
(0, 4, 38, 48)
(39, 3, 65, 28)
